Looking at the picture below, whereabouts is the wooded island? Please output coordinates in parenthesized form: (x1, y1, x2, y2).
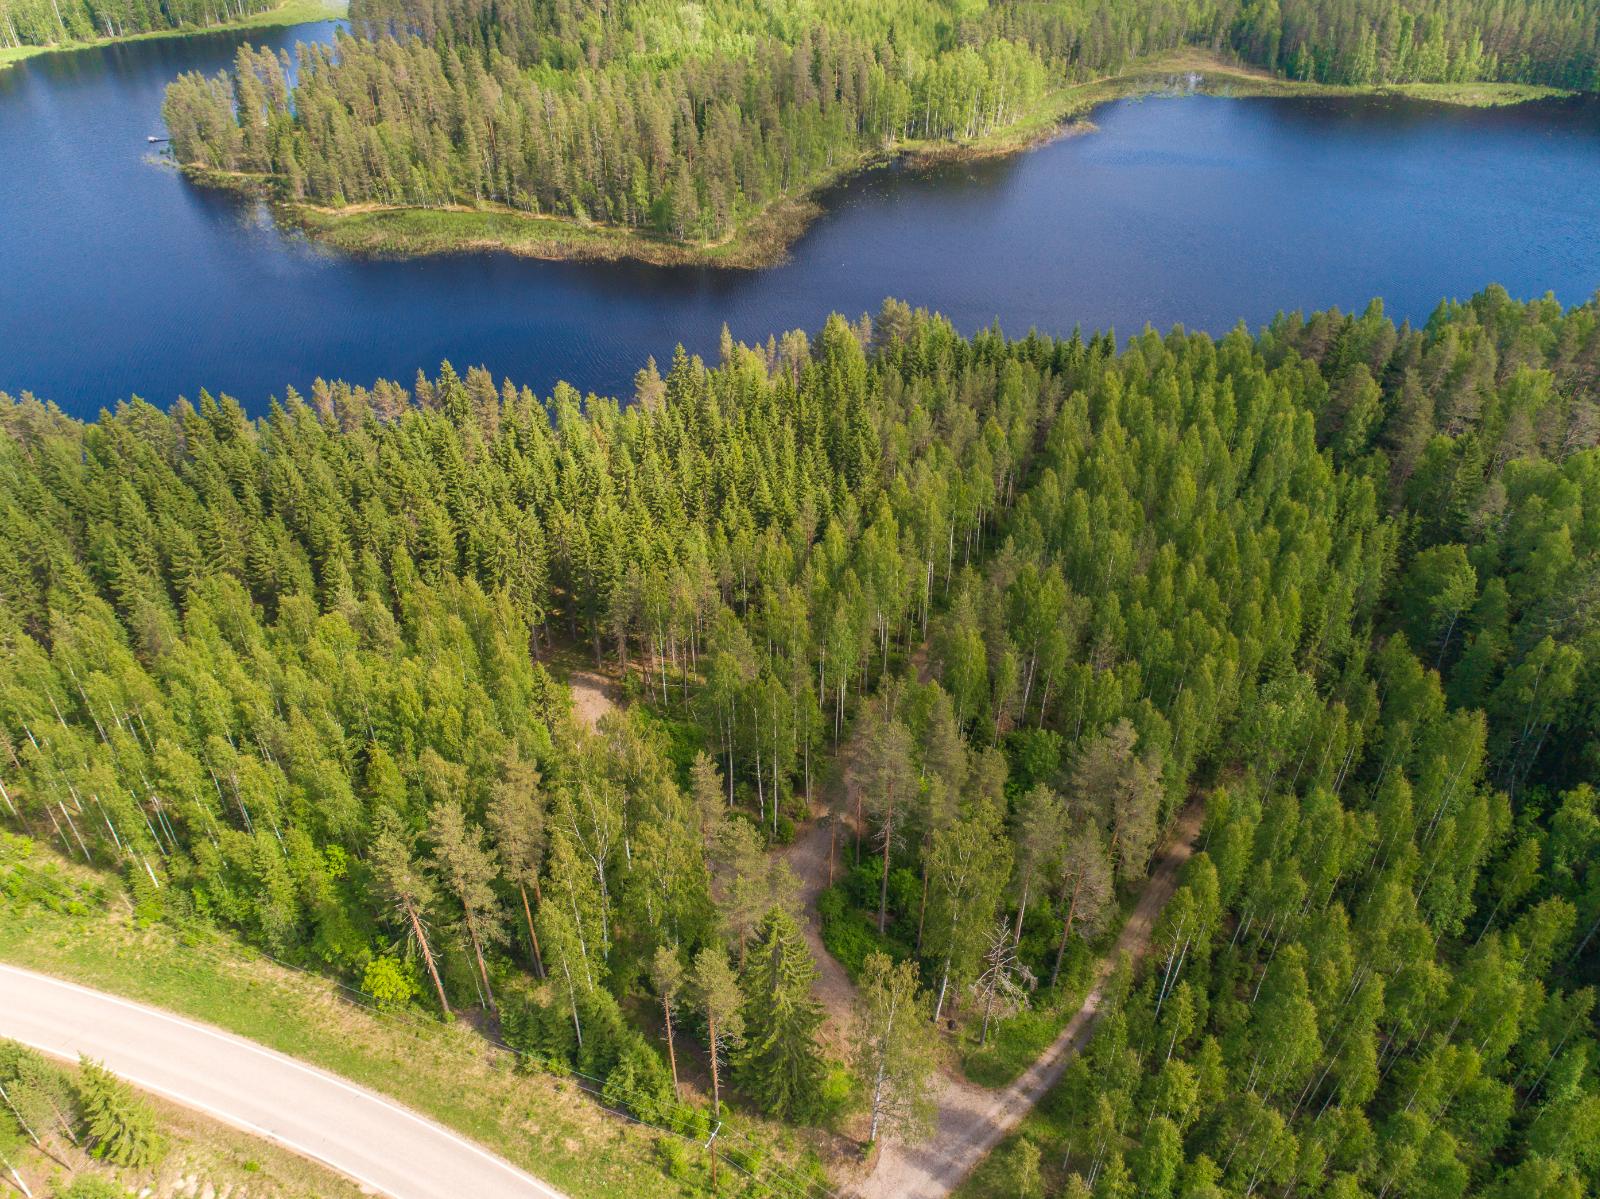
(157, 0, 1600, 264)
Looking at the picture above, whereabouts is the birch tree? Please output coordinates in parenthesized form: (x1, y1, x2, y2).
(852, 952, 936, 1146)
(925, 794, 1011, 1023)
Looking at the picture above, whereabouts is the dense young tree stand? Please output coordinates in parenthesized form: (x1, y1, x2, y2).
(1, 288, 1597, 1195)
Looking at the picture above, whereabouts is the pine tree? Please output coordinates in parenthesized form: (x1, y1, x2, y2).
(487, 748, 546, 977)
(649, 944, 685, 1098)
(429, 798, 503, 1012)
(844, 701, 914, 932)
(1051, 821, 1113, 987)
(1010, 784, 1067, 944)
(691, 945, 743, 1116)
(369, 810, 452, 1016)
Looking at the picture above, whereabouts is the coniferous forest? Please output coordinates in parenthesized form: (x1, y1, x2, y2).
(2, 287, 1598, 1196)
(157, 0, 1600, 248)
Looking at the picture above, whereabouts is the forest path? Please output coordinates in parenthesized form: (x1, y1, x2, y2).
(778, 805, 859, 1044)
(553, 651, 861, 1036)
(852, 801, 1207, 1199)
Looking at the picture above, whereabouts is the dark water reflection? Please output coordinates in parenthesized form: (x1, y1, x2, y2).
(3, 24, 1599, 418)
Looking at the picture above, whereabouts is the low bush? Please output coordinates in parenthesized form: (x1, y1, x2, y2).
(816, 883, 913, 981)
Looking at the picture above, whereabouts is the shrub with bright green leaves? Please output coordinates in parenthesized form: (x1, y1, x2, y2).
(656, 1136, 691, 1180)
(361, 954, 418, 1011)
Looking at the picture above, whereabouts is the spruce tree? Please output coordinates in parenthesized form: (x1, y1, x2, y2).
(76, 1058, 163, 1169)
(737, 907, 825, 1119)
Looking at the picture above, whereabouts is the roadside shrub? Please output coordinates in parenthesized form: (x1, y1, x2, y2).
(842, 859, 879, 910)
(814, 1062, 859, 1129)
(361, 954, 418, 1011)
(818, 886, 890, 980)
(656, 1136, 691, 1179)
(602, 1036, 675, 1124)
(817, 878, 917, 981)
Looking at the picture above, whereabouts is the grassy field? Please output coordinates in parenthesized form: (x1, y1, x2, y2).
(288, 193, 822, 269)
(957, 974, 1089, 1090)
(0, 0, 344, 71)
(1120, 50, 1570, 106)
(3, 1043, 369, 1199)
(0, 838, 834, 1199)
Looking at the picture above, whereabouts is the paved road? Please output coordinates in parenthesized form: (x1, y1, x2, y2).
(854, 803, 1207, 1199)
(0, 963, 563, 1199)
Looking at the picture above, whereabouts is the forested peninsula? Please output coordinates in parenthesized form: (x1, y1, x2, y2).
(2, 288, 1598, 1197)
(159, 0, 1600, 265)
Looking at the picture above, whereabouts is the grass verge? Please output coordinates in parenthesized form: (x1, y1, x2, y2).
(3, 1039, 369, 1199)
(958, 982, 1085, 1090)
(0, 840, 725, 1199)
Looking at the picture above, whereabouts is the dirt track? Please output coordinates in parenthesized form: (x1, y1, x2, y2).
(778, 809, 860, 1045)
(852, 802, 1207, 1199)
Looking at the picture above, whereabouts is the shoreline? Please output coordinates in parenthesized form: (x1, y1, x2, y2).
(175, 48, 1574, 270)
(0, 0, 345, 72)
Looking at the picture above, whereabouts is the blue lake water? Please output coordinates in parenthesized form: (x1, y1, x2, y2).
(3, 23, 1600, 418)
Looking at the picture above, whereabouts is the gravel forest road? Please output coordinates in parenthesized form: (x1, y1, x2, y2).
(853, 802, 1207, 1199)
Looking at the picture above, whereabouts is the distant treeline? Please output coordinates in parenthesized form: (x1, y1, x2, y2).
(159, 0, 1599, 245)
(0, 0, 278, 49)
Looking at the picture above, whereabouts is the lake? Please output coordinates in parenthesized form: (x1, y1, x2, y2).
(3, 22, 1600, 420)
